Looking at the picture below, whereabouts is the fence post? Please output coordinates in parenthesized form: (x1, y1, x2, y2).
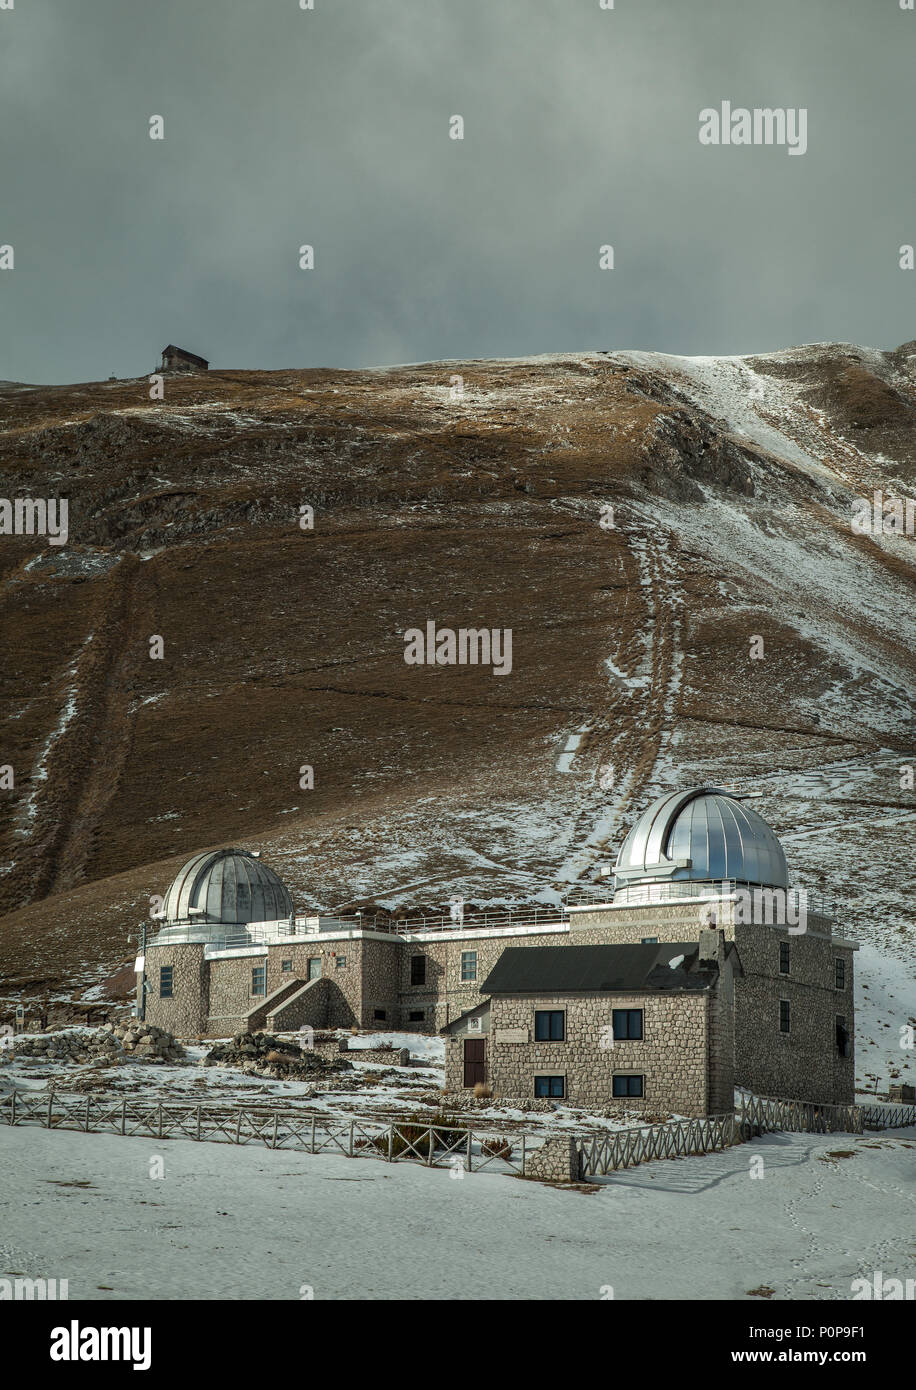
(121, 1100, 126, 1136)
(387, 1125, 393, 1161)
(47, 1091, 53, 1129)
(521, 1132, 526, 1176)
(349, 1121, 354, 1158)
(196, 1107, 202, 1142)
(158, 1104, 164, 1140)
(235, 1110, 242, 1144)
(310, 1116, 316, 1153)
(466, 1129, 472, 1174)
(272, 1114, 279, 1149)
(86, 1097, 91, 1133)
(10, 1089, 15, 1126)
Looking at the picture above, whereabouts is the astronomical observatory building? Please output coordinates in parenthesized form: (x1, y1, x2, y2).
(141, 787, 857, 1114)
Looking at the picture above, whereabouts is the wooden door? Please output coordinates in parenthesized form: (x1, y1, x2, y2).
(463, 1037, 486, 1088)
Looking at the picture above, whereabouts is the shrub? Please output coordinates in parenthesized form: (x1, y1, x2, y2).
(480, 1136, 513, 1161)
(367, 1112, 468, 1159)
(473, 1081, 493, 1100)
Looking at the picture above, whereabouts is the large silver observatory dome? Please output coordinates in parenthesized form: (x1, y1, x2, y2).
(161, 849, 294, 927)
(613, 787, 788, 897)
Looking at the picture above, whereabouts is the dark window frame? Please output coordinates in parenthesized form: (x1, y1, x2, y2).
(373, 1008, 387, 1022)
(251, 965, 266, 997)
(612, 1008, 644, 1041)
(835, 958, 846, 990)
(408, 1010, 425, 1023)
(779, 941, 791, 975)
(534, 1075, 565, 1099)
(280, 959, 293, 972)
(779, 998, 791, 1033)
(612, 1074, 645, 1098)
(410, 954, 426, 987)
(460, 950, 477, 982)
(534, 1009, 565, 1041)
(159, 965, 173, 999)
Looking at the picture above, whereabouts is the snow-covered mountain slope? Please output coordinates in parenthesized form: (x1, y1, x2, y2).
(0, 343, 913, 1089)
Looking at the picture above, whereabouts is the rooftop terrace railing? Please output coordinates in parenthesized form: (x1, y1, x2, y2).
(609, 878, 835, 918)
(150, 878, 837, 950)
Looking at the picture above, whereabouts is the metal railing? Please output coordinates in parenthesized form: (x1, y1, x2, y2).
(610, 878, 835, 918)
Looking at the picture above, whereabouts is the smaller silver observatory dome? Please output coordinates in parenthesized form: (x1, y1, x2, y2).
(614, 787, 788, 894)
(161, 849, 293, 927)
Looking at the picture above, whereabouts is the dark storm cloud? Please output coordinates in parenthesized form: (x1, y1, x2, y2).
(2, 0, 915, 383)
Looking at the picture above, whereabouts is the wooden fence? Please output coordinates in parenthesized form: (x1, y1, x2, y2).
(577, 1113, 735, 1177)
(736, 1093, 864, 1136)
(0, 1088, 527, 1175)
(2, 1085, 912, 1183)
(858, 1101, 916, 1131)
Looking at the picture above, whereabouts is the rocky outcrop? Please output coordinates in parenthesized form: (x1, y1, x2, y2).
(201, 1030, 353, 1081)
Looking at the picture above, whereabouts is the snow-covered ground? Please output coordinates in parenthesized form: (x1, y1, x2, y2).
(0, 1124, 912, 1300)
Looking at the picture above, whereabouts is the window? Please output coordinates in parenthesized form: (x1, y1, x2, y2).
(835, 958, 846, 990)
(779, 999, 791, 1033)
(612, 1074, 644, 1098)
(409, 1010, 425, 1023)
(534, 1010, 565, 1041)
(307, 957, 322, 981)
(410, 955, 426, 986)
(612, 1009, 643, 1041)
(335, 955, 347, 969)
(374, 1008, 387, 1022)
(460, 950, 477, 982)
(534, 1075, 565, 1099)
(641, 937, 658, 944)
(779, 942, 790, 975)
(281, 959, 292, 972)
(252, 966, 266, 997)
(836, 1015, 850, 1057)
(159, 966, 173, 999)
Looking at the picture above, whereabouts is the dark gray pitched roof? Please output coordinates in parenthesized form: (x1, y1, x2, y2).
(480, 942, 730, 995)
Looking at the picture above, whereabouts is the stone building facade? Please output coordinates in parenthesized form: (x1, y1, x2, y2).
(141, 786, 859, 1111)
(442, 932, 740, 1117)
(565, 896, 856, 1105)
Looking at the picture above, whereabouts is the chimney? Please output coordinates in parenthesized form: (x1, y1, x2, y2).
(698, 927, 726, 964)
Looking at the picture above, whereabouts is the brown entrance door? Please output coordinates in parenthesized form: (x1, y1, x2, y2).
(463, 1037, 486, 1088)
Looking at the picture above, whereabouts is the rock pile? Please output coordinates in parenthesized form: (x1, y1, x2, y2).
(9, 1022, 185, 1066)
(106, 1021, 185, 1063)
(202, 1031, 352, 1081)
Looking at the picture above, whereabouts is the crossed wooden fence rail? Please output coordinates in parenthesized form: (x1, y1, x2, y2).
(736, 1093, 865, 1136)
(2, 1086, 912, 1182)
(576, 1095, 916, 1177)
(858, 1102, 916, 1131)
(577, 1113, 736, 1177)
(0, 1089, 528, 1175)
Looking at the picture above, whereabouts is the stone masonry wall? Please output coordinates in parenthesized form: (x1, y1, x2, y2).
(400, 929, 569, 1031)
(734, 923, 855, 1104)
(487, 991, 711, 1116)
(572, 900, 856, 1106)
(144, 943, 208, 1037)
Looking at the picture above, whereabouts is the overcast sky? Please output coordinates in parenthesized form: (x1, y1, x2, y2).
(2, 0, 915, 383)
